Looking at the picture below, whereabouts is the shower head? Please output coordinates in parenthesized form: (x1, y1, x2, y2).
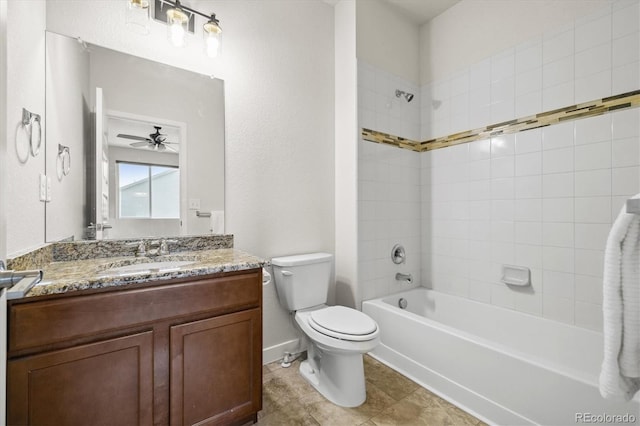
(395, 89, 414, 102)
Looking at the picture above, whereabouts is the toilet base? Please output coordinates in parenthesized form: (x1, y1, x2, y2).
(298, 349, 367, 408)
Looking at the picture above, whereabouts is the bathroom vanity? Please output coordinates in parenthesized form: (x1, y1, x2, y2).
(5, 241, 263, 426)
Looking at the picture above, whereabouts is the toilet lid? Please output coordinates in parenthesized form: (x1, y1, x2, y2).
(309, 306, 378, 341)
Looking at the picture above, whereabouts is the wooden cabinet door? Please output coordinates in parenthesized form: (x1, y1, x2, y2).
(170, 308, 262, 426)
(8, 331, 154, 426)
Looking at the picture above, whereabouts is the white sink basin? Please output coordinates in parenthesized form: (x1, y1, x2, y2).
(102, 260, 195, 276)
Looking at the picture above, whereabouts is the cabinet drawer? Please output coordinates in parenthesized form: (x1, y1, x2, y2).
(9, 269, 261, 354)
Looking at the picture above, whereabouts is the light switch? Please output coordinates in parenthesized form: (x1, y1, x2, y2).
(39, 174, 47, 202)
(46, 176, 52, 202)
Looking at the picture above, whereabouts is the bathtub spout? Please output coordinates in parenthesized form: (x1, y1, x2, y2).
(395, 273, 413, 284)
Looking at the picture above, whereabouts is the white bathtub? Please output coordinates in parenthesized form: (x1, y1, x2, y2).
(362, 288, 640, 426)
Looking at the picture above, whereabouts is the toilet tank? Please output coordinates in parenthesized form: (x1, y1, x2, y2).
(271, 252, 333, 311)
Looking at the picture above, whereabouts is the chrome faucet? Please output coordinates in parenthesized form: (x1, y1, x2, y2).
(127, 240, 147, 257)
(127, 239, 177, 257)
(148, 239, 177, 256)
(395, 272, 413, 284)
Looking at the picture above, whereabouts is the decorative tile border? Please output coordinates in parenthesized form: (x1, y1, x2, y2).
(362, 90, 640, 152)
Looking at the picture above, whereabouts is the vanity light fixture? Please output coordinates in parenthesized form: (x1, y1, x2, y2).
(166, 0, 189, 47)
(125, 0, 151, 35)
(203, 14, 222, 58)
(128, 0, 222, 57)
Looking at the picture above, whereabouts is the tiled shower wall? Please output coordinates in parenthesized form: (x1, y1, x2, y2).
(358, 138, 422, 302)
(420, 1, 639, 140)
(421, 109, 640, 331)
(358, 0, 640, 331)
(357, 60, 421, 302)
(420, 1, 639, 331)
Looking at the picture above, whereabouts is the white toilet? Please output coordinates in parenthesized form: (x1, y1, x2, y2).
(271, 252, 380, 407)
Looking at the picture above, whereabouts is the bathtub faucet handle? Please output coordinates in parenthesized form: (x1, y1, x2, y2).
(395, 272, 413, 284)
(391, 244, 406, 264)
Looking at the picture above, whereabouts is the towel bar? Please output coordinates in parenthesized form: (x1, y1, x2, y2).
(626, 199, 640, 215)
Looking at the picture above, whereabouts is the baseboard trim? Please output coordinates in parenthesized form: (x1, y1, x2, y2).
(262, 338, 301, 364)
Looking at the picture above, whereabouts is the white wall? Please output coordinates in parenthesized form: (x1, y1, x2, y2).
(46, 0, 335, 360)
(5, 0, 46, 256)
(45, 32, 90, 243)
(356, 0, 420, 85)
(334, 0, 358, 308)
(420, 0, 616, 85)
(218, 0, 335, 358)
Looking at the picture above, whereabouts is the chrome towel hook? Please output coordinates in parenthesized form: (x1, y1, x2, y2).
(57, 144, 71, 179)
(21, 108, 42, 157)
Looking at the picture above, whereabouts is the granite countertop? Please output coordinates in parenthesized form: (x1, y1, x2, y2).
(25, 248, 265, 298)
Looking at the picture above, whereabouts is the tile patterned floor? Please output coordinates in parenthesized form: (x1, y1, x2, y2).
(258, 355, 486, 426)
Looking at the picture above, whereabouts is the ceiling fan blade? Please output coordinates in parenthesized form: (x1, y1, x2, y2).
(118, 134, 152, 142)
(130, 141, 150, 147)
(162, 141, 179, 145)
(164, 144, 178, 153)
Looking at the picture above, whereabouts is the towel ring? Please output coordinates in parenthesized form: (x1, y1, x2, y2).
(57, 144, 71, 179)
(22, 108, 42, 157)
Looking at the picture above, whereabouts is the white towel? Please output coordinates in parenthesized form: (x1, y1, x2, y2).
(210, 210, 224, 234)
(600, 194, 640, 401)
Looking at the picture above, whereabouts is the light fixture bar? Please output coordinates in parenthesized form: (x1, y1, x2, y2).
(161, 0, 212, 21)
(154, 0, 217, 29)
(154, 0, 193, 32)
(146, 0, 222, 56)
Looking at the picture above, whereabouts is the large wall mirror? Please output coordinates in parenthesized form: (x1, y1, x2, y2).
(44, 31, 225, 242)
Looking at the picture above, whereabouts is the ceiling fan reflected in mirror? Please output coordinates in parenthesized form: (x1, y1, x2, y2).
(117, 126, 179, 152)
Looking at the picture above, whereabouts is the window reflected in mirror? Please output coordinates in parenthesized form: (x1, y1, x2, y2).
(118, 162, 180, 219)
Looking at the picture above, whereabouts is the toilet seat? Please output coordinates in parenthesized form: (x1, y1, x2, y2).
(308, 306, 378, 341)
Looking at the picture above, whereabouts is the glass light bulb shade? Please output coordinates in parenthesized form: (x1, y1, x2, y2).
(203, 20, 221, 58)
(169, 22, 186, 47)
(166, 8, 189, 47)
(129, 0, 149, 8)
(205, 35, 220, 58)
(203, 21, 222, 36)
(203, 25, 221, 58)
(125, 0, 150, 35)
(166, 7, 189, 25)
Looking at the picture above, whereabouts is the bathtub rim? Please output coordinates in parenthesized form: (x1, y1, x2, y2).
(364, 287, 607, 393)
